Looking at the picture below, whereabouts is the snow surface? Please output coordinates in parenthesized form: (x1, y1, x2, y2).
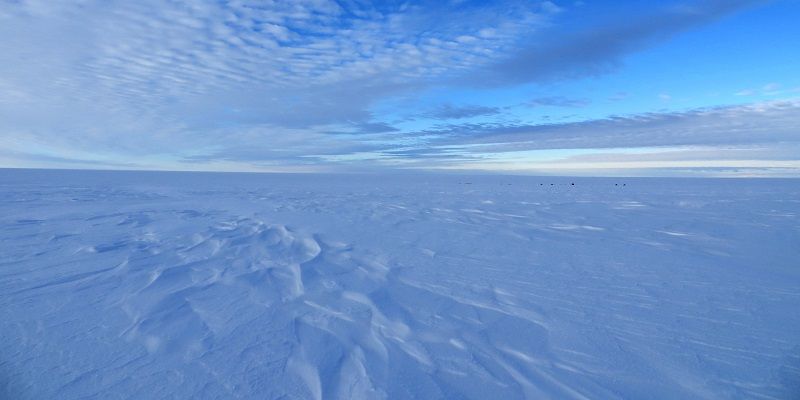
(1, 169, 799, 399)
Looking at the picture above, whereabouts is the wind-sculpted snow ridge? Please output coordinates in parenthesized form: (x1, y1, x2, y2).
(1, 214, 594, 399)
(1, 170, 799, 399)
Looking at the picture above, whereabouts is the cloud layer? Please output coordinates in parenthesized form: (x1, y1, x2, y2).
(0, 0, 796, 175)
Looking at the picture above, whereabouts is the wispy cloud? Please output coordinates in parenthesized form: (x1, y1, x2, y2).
(0, 0, 554, 166)
(370, 100, 800, 174)
(467, 0, 763, 86)
(423, 104, 502, 120)
(527, 96, 591, 108)
(736, 82, 785, 97)
(0, 0, 794, 176)
(429, 99, 800, 150)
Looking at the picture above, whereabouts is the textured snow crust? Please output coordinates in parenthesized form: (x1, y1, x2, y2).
(1, 170, 799, 399)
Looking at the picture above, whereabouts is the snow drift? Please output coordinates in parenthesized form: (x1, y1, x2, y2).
(1, 169, 798, 399)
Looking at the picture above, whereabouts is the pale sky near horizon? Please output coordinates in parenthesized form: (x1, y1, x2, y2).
(1, 0, 799, 176)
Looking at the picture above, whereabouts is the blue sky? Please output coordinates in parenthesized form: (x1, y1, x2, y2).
(1, 0, 798, 176)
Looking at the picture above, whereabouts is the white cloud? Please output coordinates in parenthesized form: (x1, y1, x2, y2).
(0, 0, 791, 176)
(0, 0, 554, 168)
(375, 99, 800, 174)
(446, 99, 800, 151)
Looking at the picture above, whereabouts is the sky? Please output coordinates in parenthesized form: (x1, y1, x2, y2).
(1, 0, 799, 176)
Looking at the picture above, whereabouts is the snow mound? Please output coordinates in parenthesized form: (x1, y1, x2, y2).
(1, 170, 799, 399)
